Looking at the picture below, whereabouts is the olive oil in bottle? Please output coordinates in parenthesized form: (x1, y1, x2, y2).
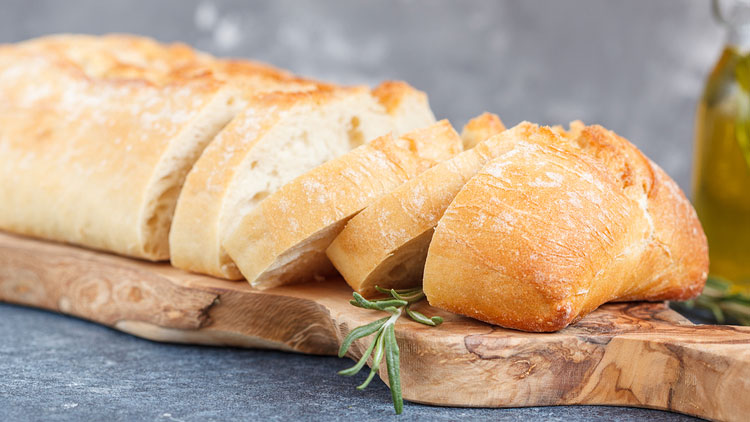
(693, 21, 750, 293)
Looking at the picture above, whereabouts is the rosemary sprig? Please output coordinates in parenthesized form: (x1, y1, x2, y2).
(675, 276, 750, 325)
(337, 286, 443, 414)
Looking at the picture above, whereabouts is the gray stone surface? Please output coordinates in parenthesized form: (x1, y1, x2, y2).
(0, 303, 700, 421)
(0, 1, 721, 420)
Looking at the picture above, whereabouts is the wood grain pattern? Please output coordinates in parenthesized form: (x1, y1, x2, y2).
(0, 231, 748, 422)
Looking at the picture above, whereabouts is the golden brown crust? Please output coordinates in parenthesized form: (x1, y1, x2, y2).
(371, 81, 436, 134)
(16, 34, 327, 94)
(423, 123, 707, 332)
(550, 120, 585, 140)
(618, 160, 708, 301)
(15, 34, 215, 88)
(371, 81, 425, 114)
(572, 125, 706, 301)
(461, 112, 506, 149)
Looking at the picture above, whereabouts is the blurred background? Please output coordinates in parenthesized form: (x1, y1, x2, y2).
(0, 0, 723, 193)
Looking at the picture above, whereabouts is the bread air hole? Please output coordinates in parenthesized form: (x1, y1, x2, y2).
(143, 183, 181, 258)
(347, 116, 364, 148)
(251, 190, 269, 202)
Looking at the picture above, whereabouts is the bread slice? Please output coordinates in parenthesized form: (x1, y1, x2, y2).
(327, 114, 520, 297)
(224, 120, 463, 289)
(423, 124, 707, 332)
(170, 82, 436, 278)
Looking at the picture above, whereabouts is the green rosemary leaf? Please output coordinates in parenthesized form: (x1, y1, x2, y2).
(383, 322, 403, 415)
(339, 328, 383, 377)
(382, 306, 400, 315)
(713, 278, 733, 289)
(372, 299, 410, 310)
(338, 317, 389, 358)
(351, 292, 408, 310)
(374, 285, 394, 295)
(705, 276, 732, 292)
(389, 289, 406, 300)
(722, 300, 750, 320)
(374, 285, 421, 296)
(697, 295, 726, 323)
(350, 293, 381, 310)
(406, 307, 443, 326)
(356, 364, 379, 390)
(339, 327, 383, 376)
(677, 274, 750, 326)
(391, 289, 426, 303)
(396, 287, 422, 294)
(357, 330, 386, 390)
(724, 295, 750, 307)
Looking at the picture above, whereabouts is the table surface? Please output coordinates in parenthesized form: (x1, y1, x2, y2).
(1, 302, 705, 422)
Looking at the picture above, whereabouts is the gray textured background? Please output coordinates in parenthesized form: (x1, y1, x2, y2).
(0, 0, 724, 192)
(0, 0, 722, 421)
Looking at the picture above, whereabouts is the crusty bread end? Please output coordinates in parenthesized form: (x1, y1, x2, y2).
(423, 123, 707, 332)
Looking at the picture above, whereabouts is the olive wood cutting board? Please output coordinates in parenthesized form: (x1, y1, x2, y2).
(1, 231, 749, 421)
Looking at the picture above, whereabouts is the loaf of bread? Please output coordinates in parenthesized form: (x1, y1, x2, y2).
(0, 35, 433, 262)
(224, 120, 463, 289)
(0, 34, 708, 333)
(423, 123, 708, 332)
(326, 113, 507, 297)
(170, 82, 435, 279)
(0, 41, 240, 259)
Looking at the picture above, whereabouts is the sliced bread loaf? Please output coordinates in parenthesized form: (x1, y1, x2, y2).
(169, 83, 435, 278)
(224, 120, 463, 289)
(326, 114, 512, 297)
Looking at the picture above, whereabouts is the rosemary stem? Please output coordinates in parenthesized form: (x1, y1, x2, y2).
(337, 287, 442, 415)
